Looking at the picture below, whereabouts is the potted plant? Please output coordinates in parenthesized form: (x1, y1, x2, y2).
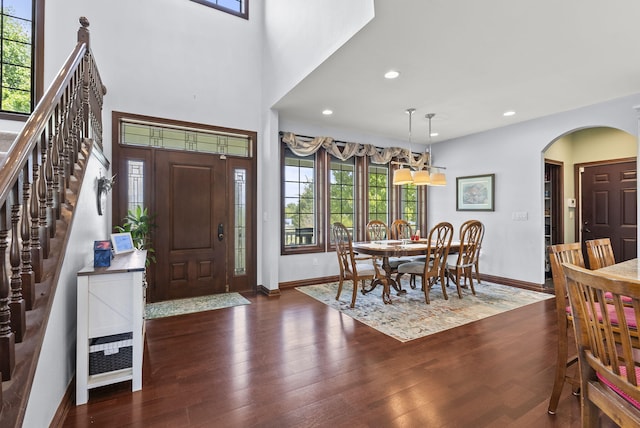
(114, 206, 157, 265)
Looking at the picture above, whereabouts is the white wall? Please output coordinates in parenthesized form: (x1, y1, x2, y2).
(23, 150, 110, 427)
(260, 0, 375, 290)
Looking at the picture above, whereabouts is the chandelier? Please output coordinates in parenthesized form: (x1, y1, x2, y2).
(392, 109, 447, 186)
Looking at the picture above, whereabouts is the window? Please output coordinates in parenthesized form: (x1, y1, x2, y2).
(121, 119, 252, 157)
(190, 0, 248, 19)
(368, 163, 389, 224)
(399, 184, 419, 228)
(1, 0, 35, 115)
(283, 147, 319, 251)
(329, 157, 355, 241)
(281, 139, 428, 255)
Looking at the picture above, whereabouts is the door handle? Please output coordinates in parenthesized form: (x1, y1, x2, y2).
(218, 223, 224, 241)
(584, 221, 591, 234)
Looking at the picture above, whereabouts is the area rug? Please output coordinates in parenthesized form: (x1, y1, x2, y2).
(296, 281, 553, 342)
(145, 293, 251, 320)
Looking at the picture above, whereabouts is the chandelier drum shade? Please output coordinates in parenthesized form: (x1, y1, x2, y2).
(392, 110, 447, 186)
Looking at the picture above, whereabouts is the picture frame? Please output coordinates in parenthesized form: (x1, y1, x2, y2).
(111, 232, 135, 254)
(456, 174, 495, 211)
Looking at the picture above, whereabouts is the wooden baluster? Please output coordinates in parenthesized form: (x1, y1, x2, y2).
(50, 123, 61, 223)
(70, 90, 80, 169)
(30, 149, 43, 282)
(21, 162, 34, 310)
(62, 118, 71, 196)
(45, 144, 56, 240)
(38, 158, 49, 259)
(52, 132, 62, 220)
(0, 200, 15, 381)
(9, 183, 25, 343)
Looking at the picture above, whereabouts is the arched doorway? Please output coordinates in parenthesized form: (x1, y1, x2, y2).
(543, 126, 637, 284)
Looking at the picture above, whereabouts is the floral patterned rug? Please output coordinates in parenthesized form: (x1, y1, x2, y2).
(296, 280, 553, 342)
(145, 293, 251, 320)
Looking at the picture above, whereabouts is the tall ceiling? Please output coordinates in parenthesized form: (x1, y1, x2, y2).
(273, 1, 640, 146)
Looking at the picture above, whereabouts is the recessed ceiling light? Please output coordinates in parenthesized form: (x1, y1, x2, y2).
(430, 132, 439, 137)
(503, 111, 516, 117)
(384, 70, 400, 79)
(322, 109, 333, 116)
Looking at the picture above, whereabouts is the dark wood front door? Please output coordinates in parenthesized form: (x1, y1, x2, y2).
(580, 159, 637, 266)
(154, 150, 227, 301)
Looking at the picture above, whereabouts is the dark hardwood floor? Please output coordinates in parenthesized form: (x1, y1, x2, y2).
(61, 287, 593, 427)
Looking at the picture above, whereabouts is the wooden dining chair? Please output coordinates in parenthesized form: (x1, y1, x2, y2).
(547, 242, 584, 415)
(366, 219, 390, 241)
(390, 219, 413, 240)
(445, 220, 482, 298)
(396, 222, 453, 303)
(585, 238, 616, 270)
(562, 263, 640, 427)
(390, 219, 421, 287)
(332, 222, 377, 308)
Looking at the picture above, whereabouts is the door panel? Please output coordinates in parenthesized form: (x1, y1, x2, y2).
(155, 150, 227, 301)
(581, 160, 637, 266)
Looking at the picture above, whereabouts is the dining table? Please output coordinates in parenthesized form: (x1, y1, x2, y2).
(596, 258, 640, 280)
(352, 239, 460, 304)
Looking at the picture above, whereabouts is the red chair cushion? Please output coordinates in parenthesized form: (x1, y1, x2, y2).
(597, 366, 640, 409)
(565, 304, 637, 328)
(605, 291, 633, 303)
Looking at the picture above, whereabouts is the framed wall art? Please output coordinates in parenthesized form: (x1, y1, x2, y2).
(456, 174, 495, 211)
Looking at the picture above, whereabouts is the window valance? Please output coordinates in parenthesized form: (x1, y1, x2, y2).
(281, 132, 430, 169)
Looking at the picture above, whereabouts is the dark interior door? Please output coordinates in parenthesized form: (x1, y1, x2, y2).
(581, 160, 637, 266)
(154, 150, 227, 301)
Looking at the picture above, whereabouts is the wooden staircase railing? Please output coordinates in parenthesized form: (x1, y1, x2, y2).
(0, 17, 106, 427)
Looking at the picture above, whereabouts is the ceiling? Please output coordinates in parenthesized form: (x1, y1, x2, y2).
(273, 1, 640, 146)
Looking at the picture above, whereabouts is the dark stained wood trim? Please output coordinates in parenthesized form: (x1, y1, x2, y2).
(257, 284, 281, 297)
(279, 275, 340, 290)
(50, 380, 74, 428)
(478, 273, 554, 294)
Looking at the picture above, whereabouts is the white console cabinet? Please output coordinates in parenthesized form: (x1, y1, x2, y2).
(76, 250, 147, 405)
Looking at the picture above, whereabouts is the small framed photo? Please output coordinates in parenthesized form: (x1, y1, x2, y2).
(456, 174, 495, 211)
(111, 232, 135, 254)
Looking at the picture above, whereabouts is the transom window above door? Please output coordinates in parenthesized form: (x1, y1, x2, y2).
(121, 119, 252, 157)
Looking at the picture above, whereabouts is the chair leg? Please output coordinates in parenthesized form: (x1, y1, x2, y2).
(455, 268, 463, 299)
(474, 260, 481, 284)
(423, 275, 430, 304)
(548, 316, 572, 414)
(466, 267, 476, 295)
(440, 276, 448, 300)
(336, 277, 344, 301)
(350, 280, 358, 308)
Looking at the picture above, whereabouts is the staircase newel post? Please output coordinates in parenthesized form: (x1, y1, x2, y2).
(21, 163, 34, 310)
(0, 199, 15, 381)
(9, 183, 25, 343)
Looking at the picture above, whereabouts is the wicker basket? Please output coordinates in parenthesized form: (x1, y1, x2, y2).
(89, 332, 133, 375)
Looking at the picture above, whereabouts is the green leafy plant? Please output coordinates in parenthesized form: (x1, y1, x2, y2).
(115, 206, 157, 265)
